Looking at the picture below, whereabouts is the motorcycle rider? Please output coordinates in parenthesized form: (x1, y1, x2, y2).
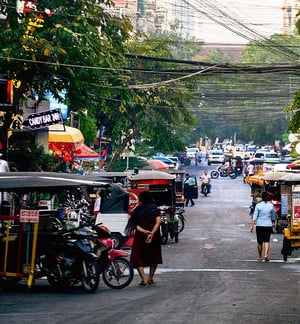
(223, 159, 233, 175)
(235, 157, 243, 174)
(195, 150, 202, 166)
(200, 170, 211, 194)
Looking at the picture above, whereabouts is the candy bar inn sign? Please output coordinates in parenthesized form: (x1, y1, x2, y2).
(23, 109, 63, 130)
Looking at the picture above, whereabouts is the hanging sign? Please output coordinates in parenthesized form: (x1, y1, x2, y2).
(22, 108, 63, 129)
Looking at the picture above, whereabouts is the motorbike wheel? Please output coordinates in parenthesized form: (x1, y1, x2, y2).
(202, 187, 208, 196)
(110, 233, 125, 249)
(177, 214, 185, 233)
(229, 172, 237, 179)
(102, 257, 134, 289)
(82, 260, 100, 293)
(160, 222, 168, 245)
(210, 170, 219, 179)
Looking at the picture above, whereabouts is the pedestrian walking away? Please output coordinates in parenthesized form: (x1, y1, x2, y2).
(184, 173, 195, 206)
(129, 191, 162, 286)
(250, 191, 275, 262)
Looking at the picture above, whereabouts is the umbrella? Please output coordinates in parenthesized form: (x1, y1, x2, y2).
(146, 159, 169, 170)
(73, 144, 100, 160)
(48, 124, 84, 152)
(286, 159, 300, 169)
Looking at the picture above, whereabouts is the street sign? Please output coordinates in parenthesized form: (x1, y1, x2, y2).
(22, 108, 63, 129)
(20, 209, 40, 223)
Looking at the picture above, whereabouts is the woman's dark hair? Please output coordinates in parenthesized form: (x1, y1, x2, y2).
(261, 191, 270, 202)
(139, 191, 154, 204)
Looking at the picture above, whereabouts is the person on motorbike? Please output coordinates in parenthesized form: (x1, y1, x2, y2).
(234, 157, 243, 174)
(195, 150, 202, 166)
(224, 159, 233, 175)
(200, 170, 211, 194)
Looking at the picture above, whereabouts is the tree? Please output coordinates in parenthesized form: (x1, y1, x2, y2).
(0, 0, 132, 159)
(104, 33, 198, 170)
(285, 16, 300, 134)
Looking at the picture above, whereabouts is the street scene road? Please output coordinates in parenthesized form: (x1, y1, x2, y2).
(0, 162, 300, 324)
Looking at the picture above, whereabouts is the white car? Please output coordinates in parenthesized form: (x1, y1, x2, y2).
(207, 150, 225, 165)
(186, 147, 199, 159)
(167, 156, 180, 170)
(253, 151, 280, 163)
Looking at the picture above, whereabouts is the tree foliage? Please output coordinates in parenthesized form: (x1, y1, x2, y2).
(0, 0, 132, 159)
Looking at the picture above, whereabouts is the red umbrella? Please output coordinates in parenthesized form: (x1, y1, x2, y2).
(286, 159, 300, 169)
(147, 159, 169, 170)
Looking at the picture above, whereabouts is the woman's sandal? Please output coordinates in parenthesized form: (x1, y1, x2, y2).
(139, 281, 147, 286)
(264, 257, 269, 262)
(256, 256, 262, 261)
(147, 279, 155, 285)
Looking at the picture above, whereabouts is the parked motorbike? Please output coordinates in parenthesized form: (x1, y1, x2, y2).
(211, 167, 237, 179)
(93, 223, 134, 289)
(159, 205, 179, 244)
(175, 206, 185, 233)
(36, 219, 100, 293)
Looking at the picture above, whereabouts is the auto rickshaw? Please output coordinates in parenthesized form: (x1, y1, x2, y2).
(127, 170, 178, 244)
(262, 171, 300, 261)
(0, 172, 111, 290)
(245, 162, 287, 233)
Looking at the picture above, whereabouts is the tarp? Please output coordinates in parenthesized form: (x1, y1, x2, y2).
(127, 170, 176, 181)
(286, 159, 300, 169)
(147, 159, 169, 170)
(48, 124, 84, 152)
(0, 172, 111, 190)
(101, 184, 129, 214)
(73, 144, 100, 160)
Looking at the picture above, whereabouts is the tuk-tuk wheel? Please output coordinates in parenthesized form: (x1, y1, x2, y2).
(281, 237, 292, 262)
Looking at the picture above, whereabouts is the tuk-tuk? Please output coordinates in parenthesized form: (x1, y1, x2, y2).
(245, 162, 287, 234)
(127, 170, 178, 244)
(261, 171, 300, 261)
(0, 172, 111, 290)
(164, 169, 186, 208)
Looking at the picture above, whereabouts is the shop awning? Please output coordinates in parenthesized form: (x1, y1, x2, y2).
(48, 124, 84, 152)
(73, 144, 100, 160)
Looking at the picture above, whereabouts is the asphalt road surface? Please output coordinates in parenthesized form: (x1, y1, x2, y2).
(1, 162, 300, 324)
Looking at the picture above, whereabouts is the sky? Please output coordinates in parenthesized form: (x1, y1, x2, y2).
(196, 0, 284, 44)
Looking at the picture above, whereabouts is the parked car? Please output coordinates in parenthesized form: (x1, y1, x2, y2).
(167, 156, 181, 170)
(207, 150, 225, 165)
(186, 147, 199, 159)
(253, 151, 280, 163)
(152, 156, 176, 168)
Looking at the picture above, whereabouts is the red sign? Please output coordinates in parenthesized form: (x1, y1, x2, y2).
(128, 191, 139, 213)
(20, 209, 40, 223)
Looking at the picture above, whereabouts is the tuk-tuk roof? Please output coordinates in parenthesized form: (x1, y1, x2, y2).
(127, 170, 176, 181)
(0, 172, 111, 191)
(260, 170, 300, 183)
(163, 169, 186, 176)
